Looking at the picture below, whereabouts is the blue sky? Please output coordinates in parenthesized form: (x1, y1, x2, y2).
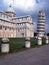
(0, 0, 49, 33)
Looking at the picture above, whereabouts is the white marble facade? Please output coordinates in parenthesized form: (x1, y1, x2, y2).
(0, 6, 34, 38)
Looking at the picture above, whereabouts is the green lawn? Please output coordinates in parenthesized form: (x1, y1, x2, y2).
(9, 38, 25, 52)
(0, 37, 46, 53)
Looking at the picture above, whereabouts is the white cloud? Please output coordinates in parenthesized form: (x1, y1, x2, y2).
(3, 0, 13, 5)
(3, 0, 46, 13)
(3, 0, 36, 11)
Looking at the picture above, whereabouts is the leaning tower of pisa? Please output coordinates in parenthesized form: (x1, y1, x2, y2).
(37, 11, 46, 37)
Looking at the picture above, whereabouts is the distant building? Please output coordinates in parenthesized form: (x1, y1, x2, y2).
(37, 11, 46, 37)
(0, 5, 34, 38)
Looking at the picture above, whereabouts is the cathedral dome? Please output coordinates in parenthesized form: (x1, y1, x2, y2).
(6, 5, 15, 14)
(5, 5, 16, 17)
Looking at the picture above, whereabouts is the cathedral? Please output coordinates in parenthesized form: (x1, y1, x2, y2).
(0, 5, 34, 38)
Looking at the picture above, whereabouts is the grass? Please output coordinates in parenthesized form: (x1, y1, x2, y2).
(42, 37, 46, 45)
(9, 38, 25, 53)
(30, 38, 38, 47)
(0, 37, 47, 54)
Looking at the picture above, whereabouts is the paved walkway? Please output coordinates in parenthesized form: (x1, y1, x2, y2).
(0, 45, 49, 65)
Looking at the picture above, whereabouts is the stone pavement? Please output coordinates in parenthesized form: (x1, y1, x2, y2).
(0, 45, 49, 65)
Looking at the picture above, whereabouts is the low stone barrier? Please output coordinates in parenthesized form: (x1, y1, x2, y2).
(25, 37, 30, 48)
(1, 37, 9, 53)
